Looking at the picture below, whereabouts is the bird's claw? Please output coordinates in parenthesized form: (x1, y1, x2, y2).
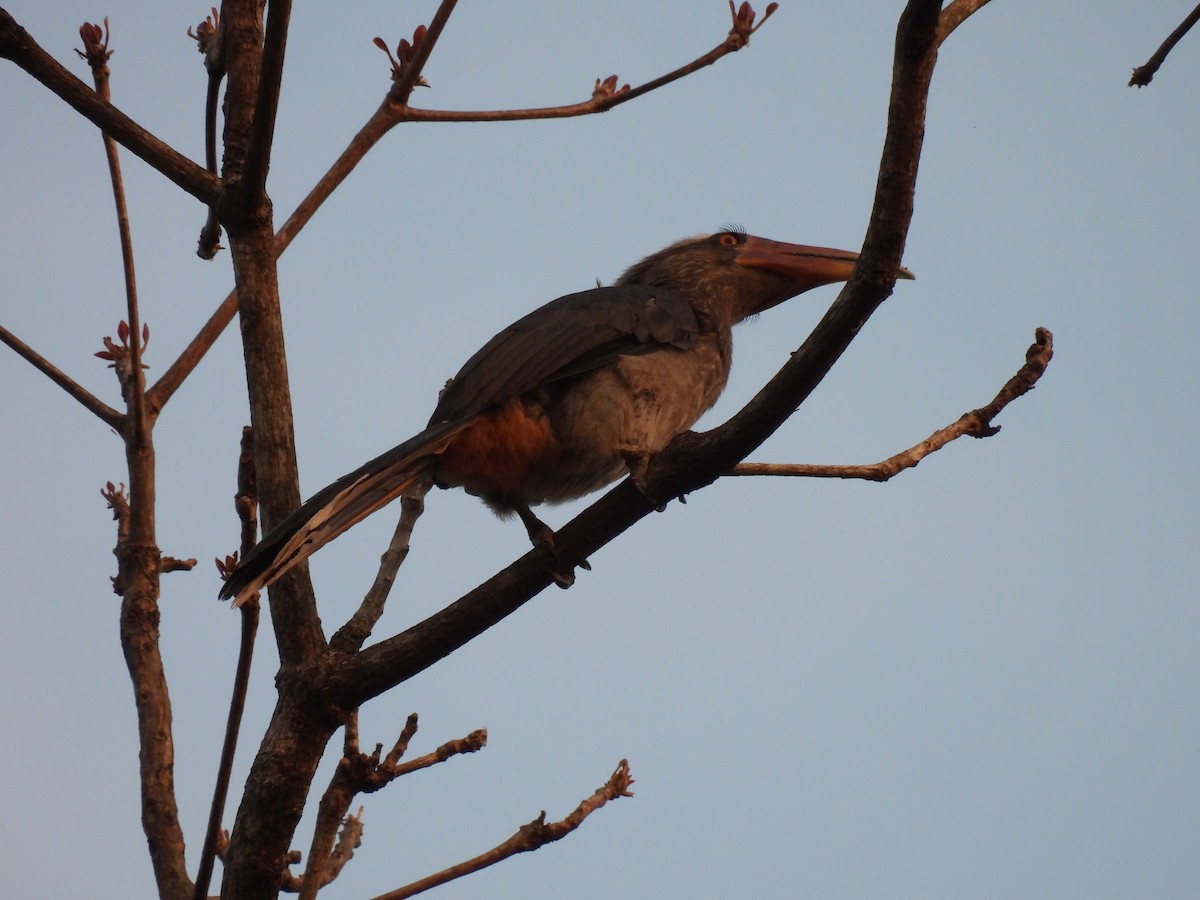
(535, 533, 590, 589)
(519, 510, 589, 588)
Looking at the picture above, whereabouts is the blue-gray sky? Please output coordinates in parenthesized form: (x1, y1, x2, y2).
(3, 2, 1198, 898)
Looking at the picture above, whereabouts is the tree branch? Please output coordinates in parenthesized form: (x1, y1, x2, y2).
(937, 0, 995, 45)
(218, 1, 337, 892)
(387, 0, 459, 106)
(70, 22, 194, 898)
(296, 712, 485, 900)
(370, 760, 634, 900)
(331, 481, 431, 654)
(0, 9, 219, 204)
(730, 327, 1053, 482)
(1129, 2, 1200, 87)
(79, 21, 151, 448)
(0, 323, 123, 429)
(242, 0, 291, 201)
(393, 2, 776, 124)
(194, 429, 261, 900)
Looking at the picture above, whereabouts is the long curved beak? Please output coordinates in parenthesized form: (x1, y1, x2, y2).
(736, 235, 915, 296)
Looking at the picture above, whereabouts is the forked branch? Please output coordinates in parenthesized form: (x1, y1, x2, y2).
(294, 712, 487, 900)
(370, 760, 634, 900)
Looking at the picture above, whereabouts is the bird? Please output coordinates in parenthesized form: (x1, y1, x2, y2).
(219, 229, 913, 605)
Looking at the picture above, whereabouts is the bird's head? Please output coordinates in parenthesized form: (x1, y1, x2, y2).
(617, 228, 914, 326)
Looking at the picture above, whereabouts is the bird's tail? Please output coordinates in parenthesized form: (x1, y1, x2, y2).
(219, 420, 472, 606)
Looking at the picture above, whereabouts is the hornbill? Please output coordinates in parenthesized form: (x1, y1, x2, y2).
(220, 229, 913, 605)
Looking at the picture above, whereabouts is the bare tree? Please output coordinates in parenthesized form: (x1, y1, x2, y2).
(0, 1, 1051, 898)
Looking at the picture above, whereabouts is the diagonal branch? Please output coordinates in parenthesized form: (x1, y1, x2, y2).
(730, 327, 1054, 481)
(0, 323, 122, 428)
(1129, 2, 1200, 87)
(331, 481, 431, 654)
(937, 0, 995, 45)
(370, 760, 634, 900)
(0, 9, 220, 204)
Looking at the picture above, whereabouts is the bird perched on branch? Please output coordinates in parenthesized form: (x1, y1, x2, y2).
(220, 229, 912, 605)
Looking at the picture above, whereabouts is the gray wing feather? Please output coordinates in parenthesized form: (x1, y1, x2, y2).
(430, 285, 698, 423)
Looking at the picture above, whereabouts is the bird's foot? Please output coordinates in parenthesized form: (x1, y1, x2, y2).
(516, 505, 590, 588)
(624, 452, 670, 512)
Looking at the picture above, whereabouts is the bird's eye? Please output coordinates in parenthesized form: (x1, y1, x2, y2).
(717, 232, 742, 247)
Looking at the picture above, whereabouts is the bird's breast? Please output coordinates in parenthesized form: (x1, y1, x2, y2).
(435, 334, 731, 509)
(530, 334, 731, 501)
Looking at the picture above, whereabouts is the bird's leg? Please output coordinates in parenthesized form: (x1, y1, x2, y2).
(513, 503, 590, 588)
(622, 451, 670, 512)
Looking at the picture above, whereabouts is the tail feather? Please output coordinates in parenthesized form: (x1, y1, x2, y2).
(219, 420, 472, 606)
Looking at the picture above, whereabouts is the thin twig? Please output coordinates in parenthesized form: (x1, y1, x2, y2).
(1130, 2, 1200, 86)
(389, 0, 459, 105)
(386, 728, 488, 780)
(370, 760, 634, 900)
(0, 323, 122, 428)
(937, 0, 995, 45)
(296, 713, 485, 899)
(729, 327, 1054, 482)
(191, 7, 226, 259)
(194, 428, 260, 900)
(331, 481, 431, 653)
(84, 27, 149, 444)
(394, 4, 775, 124)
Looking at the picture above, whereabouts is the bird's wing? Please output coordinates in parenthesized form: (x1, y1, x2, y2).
(429, 285, 699, 423)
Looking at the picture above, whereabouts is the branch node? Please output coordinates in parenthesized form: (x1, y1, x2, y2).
(726, 1, 778, 49)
